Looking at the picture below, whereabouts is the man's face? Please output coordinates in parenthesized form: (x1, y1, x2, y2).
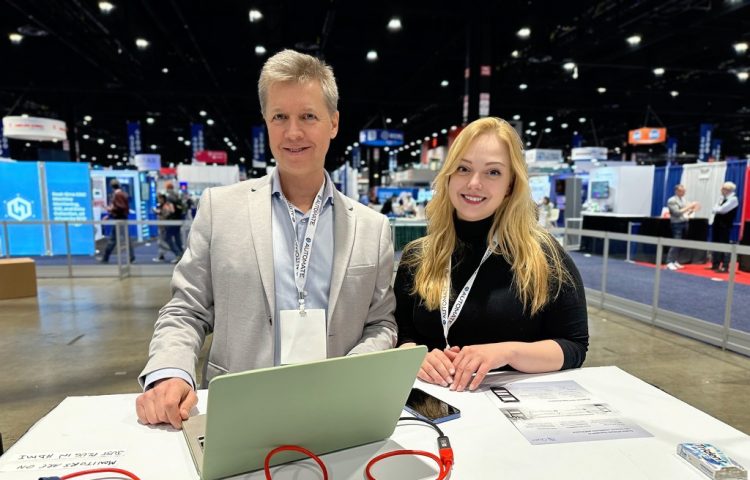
(721, 187, 731, 196)
(264, 80, 339, 179)
(676, 186, 686, 197)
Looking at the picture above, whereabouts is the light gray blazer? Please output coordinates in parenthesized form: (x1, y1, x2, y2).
(139, 175, 397, 388)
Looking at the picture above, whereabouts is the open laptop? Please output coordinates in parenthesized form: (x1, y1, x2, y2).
(182, 345, 427, 480)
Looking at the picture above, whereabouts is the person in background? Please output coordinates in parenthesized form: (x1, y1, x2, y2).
(380, 193, 397, 216)
(537, 196, 553, 229)
(152, 193, 182, 262)
(394, 117, 588, 392)
(400, 192, 417, 217)
(666, 184, 700, 271)
(100, 179, 135, 264)
(136, 49, 397, 429)
(164, 182, 185, 261)
(709, 181, 739, 273)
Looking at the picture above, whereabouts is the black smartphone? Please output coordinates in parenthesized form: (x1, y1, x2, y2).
(404, 388, 461, 423)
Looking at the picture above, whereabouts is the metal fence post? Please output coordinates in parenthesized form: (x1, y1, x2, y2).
(64, 221, 73, 278)
(721, 244, 738, 350)
(600, 232, 609, 310)
(651, 237, 663, 325)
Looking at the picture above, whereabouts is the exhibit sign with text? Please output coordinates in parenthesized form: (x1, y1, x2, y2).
(0, 162, 46, 255)
(628, 127, 666, 145)
(45, 162, 95, 255)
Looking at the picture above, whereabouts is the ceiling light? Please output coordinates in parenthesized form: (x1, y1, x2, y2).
(519, 83, 528, 90)
(423, 136, 430, 141)
(80, 154, 87, 159)
(149, 145, 157, 150)
(440, 128, 448, 134)
(82, 134, 90, 140)
(206, 119, 215, 125)
(353, 142, 359, 147)
(84, 115, 92, 122)
(670, 90, 679, 97)
(8, 33, 23, 45)
(184, 140, 191, 146)
(146, 117, 155, 124)
(450, 125, 457, 130)
(561, 123, 568, 129)
(25, 142, 31, 147)
(626, 35, 642, 46)
(529, 121, 537, 127)
(135, 38, 149, 50)
(512, 114, 521, 120)
(199, 110, 207, 117)
(97, 138, 104, 144)
(110, 144, 116, 149)
(432, 132, 438, 137)
(231, 146, 237, 151)
(386, 117, 392, 124)
(248, 9, 263, 23)
(653, 67, 665, 76)
(402, 117, 408, 124)
(737, 71, 749, 82)
(21, 113, 29, 118)
(579, 117, 586, 123)
(255, 45, 267, 56)
(597, 87, 607, 93)
(223, 137, 229, 142)
(98, 1, 114, 14)
(387, 17, 402, 32)
(366, 50, 378, 62)
(517, 27, 531, 39)
(733, 42, 748, 54)
(511, 50, 520, 58)
(177, 136, 184, 141)
(544, 128, 551, 133)
(162, 67, 169, 74)
(546, 116, 553, 122)
(440, 79, 449, 87)
(530, 131, 537, 136)
(563, 62, 576, 71)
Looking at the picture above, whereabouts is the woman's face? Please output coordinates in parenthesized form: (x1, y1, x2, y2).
(448, 133, 513, 221)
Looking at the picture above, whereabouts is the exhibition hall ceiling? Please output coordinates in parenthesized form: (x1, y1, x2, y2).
(1, 0, 749, 169)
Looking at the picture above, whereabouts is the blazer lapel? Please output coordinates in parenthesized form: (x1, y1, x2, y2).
(248, 177, 275, 316)
(327, 191, 355, 322)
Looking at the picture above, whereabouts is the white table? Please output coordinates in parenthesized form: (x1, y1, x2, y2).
(2, 366, 748, 479)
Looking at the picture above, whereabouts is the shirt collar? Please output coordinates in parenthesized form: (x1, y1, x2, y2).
(271, 167, 335, 207)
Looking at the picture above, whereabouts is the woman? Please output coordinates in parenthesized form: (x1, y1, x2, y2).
(538, 196, 553, 229)
(395, 117, 588, 392)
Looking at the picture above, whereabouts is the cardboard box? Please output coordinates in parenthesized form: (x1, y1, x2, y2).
(0, 258, 38, 300)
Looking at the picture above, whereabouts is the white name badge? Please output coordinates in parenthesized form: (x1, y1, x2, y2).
(279, 308, 327, 365)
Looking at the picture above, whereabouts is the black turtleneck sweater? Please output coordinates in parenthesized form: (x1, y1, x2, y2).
(394, 215, 589, 370)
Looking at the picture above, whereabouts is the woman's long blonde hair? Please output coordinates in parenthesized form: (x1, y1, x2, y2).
(403, 117, 570, 315)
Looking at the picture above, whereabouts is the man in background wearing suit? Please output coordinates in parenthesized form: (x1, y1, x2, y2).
(135, 49, 397, 428)
(709, 181, 739, 273)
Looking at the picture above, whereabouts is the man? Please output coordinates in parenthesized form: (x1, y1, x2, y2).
(163, 181, 185, 262)
(709, 181, 739, 273)
(666, 184, 699, 271)
(135, 49, 397, 429)
(100, 179, 135, 263)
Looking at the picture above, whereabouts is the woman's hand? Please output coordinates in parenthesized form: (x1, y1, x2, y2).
(450, 344, 511, 392)
(417, 346, 461, 386)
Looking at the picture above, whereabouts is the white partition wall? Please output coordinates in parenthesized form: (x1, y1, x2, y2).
(588, 165, 654, 214)
(680, 162, 728, 220)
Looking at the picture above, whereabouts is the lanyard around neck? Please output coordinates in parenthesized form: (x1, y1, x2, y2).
(439, 245, 494, 347)
(279, 179, 327, 312)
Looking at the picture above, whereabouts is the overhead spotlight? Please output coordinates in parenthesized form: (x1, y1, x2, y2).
(529, 121, 537, 127)
(161, 67, 169, 74)
(519, 83, 528, 90)
(670, 90, 679, 97)
(184, 140, 191, 146)
(579, 117, 586, 123)
(423, 136, 429, 141)
(737, 71, 749, 82)
(653, 67, 665, 76)
(110, 144, 116, 149)
(366, 50, 378, 62)
(516, 27, 531, 39)
(432, 132, 438, 137)
(402, 117, 408, 124)
(21, 113, 29, 118)
(135, 38, 149, 50)
(199, 110, 207, 117)
(440, 79, 449, 87)
(440, 128, 447, 134)
(98, 1, 114, 14)
(231, 146, 237, 151)
(206, 118, 215, 125)
(563, 62, 576, 71)
(8, 32, 23, 44)
(97, 138, 104, 144)
(146, 117, 155, 124)
(561, 123, 569, 129)
(387, 17, 402, 32)
(511, 50, 520, 58)
(385, 117, 392, 124)
(546, 116, 553, 122)
(450, 125, 457, 131)
(255, 45, 267, 56)
(80, 154, 87, 159)
(384, 147, 390, 152)
(84, 115, 93, 122)
(626, 34, 642, 46)
(240, 157, 246, 163)
(733, 42, 748, 54)
(597, 87, 607, 93)
(150, 144, 157, 150)
(544, 128, 551, 133)
(248, 9, 263, 23)
(512, 114, 521, 120)
(353, 142, 359, 147)
(177, 136, 184, 142)
(223, 137, 229, 142)
(82, 134, 90, 140)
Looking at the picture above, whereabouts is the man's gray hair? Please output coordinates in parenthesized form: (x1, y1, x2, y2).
(258, 49, 339, 117)
(722, 181, 736, 192)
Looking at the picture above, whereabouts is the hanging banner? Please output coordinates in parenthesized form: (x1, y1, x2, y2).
(628, 127, 666, 145)
(0, 123, 9, 157)
(710, 139, 722, 162)
(252, 125, 266, 168)
(195, 150, 228, 164)
(572, 133, 583, 148)
(2, 116, 67, 142)
(571, 147, 607, 161)
(698, 123, 713, 162)
(134, 153, 161, 171)
(127, 121, 142, 163)
(191, 123, 205, 160)
(359, 129, 404, 147)
(666, 137, 677, 163)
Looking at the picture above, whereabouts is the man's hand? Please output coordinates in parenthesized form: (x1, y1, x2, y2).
(135, 377, 197, 429)
(417, 347, 461, 386)
(450, 344, 511, 392)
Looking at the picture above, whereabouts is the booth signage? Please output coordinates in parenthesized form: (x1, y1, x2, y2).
(252, 125, 266, 168)
(711, 139, 722, 161)
(191, 123, 205, 159)
(2, 116, 67, 142)
(628, 127, 666, 145)
(698, 123, 713, 162)
(666, 137, 677, 163)
(195, 150, 228, 164)
(127, 121, 142, 162)
(525, 149, 563, 163)
(571, 147, 607, 161)
(0, 162, 45, 255)
(45, 162, 95, 255)
(134, 153, 161, 171)
(0, 123, 9, 157)
(358, 129, 404, 147)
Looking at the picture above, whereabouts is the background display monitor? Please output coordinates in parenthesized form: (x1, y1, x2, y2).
(591, 180, 610, 199)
